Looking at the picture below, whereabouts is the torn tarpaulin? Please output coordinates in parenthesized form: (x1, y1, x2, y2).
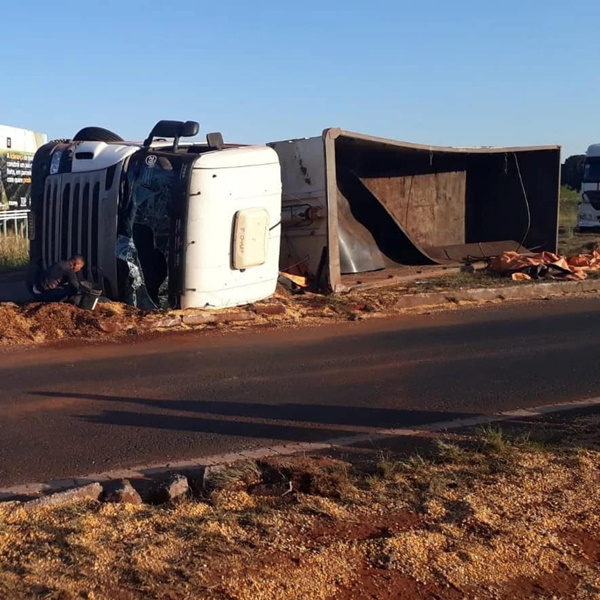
(490, 250, 600, 281)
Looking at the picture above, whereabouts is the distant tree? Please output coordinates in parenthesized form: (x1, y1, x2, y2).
(561, 154, 585, 191)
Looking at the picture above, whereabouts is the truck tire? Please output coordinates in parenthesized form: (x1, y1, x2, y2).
(72, 127, 123, 142)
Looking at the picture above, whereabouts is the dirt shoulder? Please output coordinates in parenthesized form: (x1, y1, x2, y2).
(2, 271, 600, 348)
(0, 407, 598, 599)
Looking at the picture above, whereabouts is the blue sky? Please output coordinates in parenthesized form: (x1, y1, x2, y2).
(2, 0, 597, 157)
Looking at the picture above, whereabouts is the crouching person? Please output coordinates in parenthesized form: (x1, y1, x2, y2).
(30, 255, 85, 303)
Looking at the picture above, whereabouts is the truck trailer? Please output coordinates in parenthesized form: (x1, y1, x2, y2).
(271, 129, 561, 292)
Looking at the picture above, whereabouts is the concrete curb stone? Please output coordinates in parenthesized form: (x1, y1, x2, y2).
(151, 475, 190, 504)
(253, 303, 287, 315)
(154, 317, 182, 328)
(393, 280, 599, 310)
(22, 483, 103, 510)
(182, 311, 256, 326)
(147, 280, 600, 332)
(102, 479, 143, 505)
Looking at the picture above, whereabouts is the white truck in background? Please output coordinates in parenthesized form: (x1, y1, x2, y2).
(577, 144, 600, 230)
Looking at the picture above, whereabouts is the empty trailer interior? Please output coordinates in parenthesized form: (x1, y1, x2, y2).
(272, 130, 561, 292)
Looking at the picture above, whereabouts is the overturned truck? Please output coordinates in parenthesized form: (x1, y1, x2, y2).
(28, 122, 282, 310)
(271, 129, 561, 291)
(28, 123, 561, 309)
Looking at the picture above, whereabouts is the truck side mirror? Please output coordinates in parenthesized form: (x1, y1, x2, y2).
(143, 120, 200, 149)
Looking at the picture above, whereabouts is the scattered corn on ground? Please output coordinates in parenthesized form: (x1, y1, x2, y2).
(0, 413, 598, 599)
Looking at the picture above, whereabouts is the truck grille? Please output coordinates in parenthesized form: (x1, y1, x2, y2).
(42, 172, 103, 282)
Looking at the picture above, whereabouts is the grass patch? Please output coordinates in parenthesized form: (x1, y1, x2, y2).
(559, 185, 579, 234)
(375, 450, 404, 478)
(558, 185, 600, 255)
(0, 234, 28, 271)
(558, 231, 600, 257)
(477, 424, 549, 454)
(203, 460, 262, 493)
(434, 440, 467, 463)
(478, 424, 519, 455)
(409, 270, 516, 293)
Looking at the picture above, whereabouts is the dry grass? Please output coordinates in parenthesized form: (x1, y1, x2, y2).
(558, 231, 600, 258)
(560, 185, 579, 235)
(0, 234, 28, 271)
(558, 185, 600, 255)
(0, 414, 599, 599)
(406, 270, 518, 293)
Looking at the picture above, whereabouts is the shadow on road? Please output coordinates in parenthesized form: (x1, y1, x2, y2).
(31, 391, 480, 442)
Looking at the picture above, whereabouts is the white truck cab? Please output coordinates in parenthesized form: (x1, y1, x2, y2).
(577, 144, 600, 229)
(28, 121, 281, 310)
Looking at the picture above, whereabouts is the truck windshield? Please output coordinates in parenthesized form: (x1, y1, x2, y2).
(117, 152, 190, 309)
(583, 159, 600, 183)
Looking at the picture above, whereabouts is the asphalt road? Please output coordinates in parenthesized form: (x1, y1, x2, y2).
(2, 296, 600, 487)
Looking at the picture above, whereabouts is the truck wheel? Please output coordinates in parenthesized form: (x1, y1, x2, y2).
(72, 127, 123, 142)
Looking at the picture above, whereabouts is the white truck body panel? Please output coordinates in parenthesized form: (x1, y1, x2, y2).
(182, 146, 281, 309)
(69, 142, 138, 172)
(268, 136, 328, 277)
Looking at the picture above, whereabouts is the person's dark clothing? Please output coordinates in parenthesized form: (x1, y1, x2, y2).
(31, 261, 81, 302)
(37, 261, 80, 291)
(32, 285, 78, 303)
